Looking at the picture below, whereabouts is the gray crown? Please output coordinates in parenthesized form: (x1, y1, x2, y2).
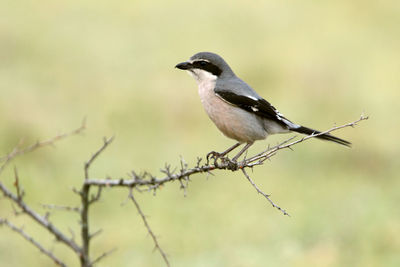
(190, 52, 235, 77)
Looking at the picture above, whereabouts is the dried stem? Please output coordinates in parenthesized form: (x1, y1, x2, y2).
(0, 123, 86, 266)
(41, 204, 81, 213)
(0, 177, 81, 254)
(0, 218, 67, 267)
(244, 115, 368, 166)
(241, 168, 289, 216)
(91, 248, 117, 266)
(80, 136, 114, 267)
(84, 136, 114, 180)
(0, 119, 85, 176)
(129, 188, 170, 267)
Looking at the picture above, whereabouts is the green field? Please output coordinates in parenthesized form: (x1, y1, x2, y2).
(1, 1, 399, 266)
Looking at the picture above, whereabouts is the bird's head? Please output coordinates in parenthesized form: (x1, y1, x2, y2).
(175, 52, 235, 83)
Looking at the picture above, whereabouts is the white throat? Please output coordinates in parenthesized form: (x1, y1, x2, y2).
(187, 69, 217, 85)
(187, 69, 218, 114)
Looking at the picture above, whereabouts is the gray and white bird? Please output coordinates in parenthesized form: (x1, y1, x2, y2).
(175, 52, 350, 161)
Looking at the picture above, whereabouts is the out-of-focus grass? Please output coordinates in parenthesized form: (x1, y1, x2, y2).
(1, 1, 399, 266)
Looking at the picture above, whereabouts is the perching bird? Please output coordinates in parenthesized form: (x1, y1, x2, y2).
(175, 52, 350, 161)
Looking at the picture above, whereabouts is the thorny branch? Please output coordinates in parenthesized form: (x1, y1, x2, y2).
(0, 123, 87, 265)
(241, 168, 289, 216)
(0, 119, 86, 176)
(87, 115, 368, 215)
(41, 204, 81, 213)
(90, 248, 117, 266)
(0, 114, 368, 266)
(0, 218, 67, 267)
(129, 188, 170, 267)
(84, 136, 114, 180)
(80, 136, 114, 266)
(0, 147, 82, 258)
(242, 115, 368, 167)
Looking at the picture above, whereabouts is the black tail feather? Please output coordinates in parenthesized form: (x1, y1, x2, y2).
(291, 126, 351, 147)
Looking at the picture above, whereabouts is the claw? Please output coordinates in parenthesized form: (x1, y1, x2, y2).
(206, 151, 223, 165)
(205, 151, 240, 170)
(206, 143, 242, 165)
(206, 151, 220, 160)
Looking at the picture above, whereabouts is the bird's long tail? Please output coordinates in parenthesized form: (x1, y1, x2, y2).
(291, 125, 351, 147)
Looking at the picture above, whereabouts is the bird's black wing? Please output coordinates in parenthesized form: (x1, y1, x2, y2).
(214, 89, 293, 129)
(214, 80, 352, 146)
(215, 90, 351, 146)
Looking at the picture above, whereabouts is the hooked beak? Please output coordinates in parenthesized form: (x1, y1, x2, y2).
(175, 61, 192, 70)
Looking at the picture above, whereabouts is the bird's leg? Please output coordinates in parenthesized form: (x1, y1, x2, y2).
(231, 142, 253, 162)
(219, 142, 242, 157)
(206, 142, 241, 164)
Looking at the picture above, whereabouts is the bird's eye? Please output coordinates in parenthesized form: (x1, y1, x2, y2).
(200, 61, 207, 66)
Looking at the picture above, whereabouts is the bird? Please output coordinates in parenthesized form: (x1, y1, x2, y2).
(175, 52, 350, 162)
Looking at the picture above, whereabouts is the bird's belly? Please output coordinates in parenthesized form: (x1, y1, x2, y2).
(198, 84, 267, 143)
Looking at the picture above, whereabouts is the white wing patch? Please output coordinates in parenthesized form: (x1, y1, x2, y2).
(215, 90, 301, 129)
(272, 107, 300, 129)
(270, 106, 284, 121)
(245, 95, 259, 101)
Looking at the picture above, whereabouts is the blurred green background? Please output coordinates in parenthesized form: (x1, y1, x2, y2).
(1, 0, 399, 266)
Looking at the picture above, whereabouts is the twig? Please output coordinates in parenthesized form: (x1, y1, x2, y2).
(128, 188, 170, 267)
(89, 228, 103, 240)
(69, 227, 76, 242)
(0, 120, 86, 175)
(89, 187, 103, 205)
(241, 168, 289, 216)
(91, 248, 117, 266)
(0, 218, 67, 267)
(13, 166, 24, 200)
(81, 136, 114, 267)
(245, 115, 369, 165)
(84, 137, 114, 179)
(41, 203, 81, 213)
(0, 180, 81, 254)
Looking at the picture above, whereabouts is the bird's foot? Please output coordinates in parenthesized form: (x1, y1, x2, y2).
(206, 151, 225, 166)
(206, 151, 240, 170)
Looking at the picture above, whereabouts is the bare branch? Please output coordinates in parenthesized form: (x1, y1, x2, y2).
(85, 115, 367, 219)
(86, 115, 368, 191)
(89, 187, 103, 205)
(91, 248, 117, 266)
(89, 228, 103, 240)
(84, 136, 114, 179)
(0, 120, 86, 175)
(128, 188, 170, 267)
(13, 166, 24, 200)
(244, 114, 369, 165)
(0, 180, 81, 254)
(241, 168, 289, 216)
(0, 218, 67, 267)
(69, 227, 76, 242)
(81, 136, 114, 266)
(41, 203, 81, 213)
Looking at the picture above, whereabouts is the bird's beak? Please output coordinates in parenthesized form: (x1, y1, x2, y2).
(175, 61, 192, 70)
